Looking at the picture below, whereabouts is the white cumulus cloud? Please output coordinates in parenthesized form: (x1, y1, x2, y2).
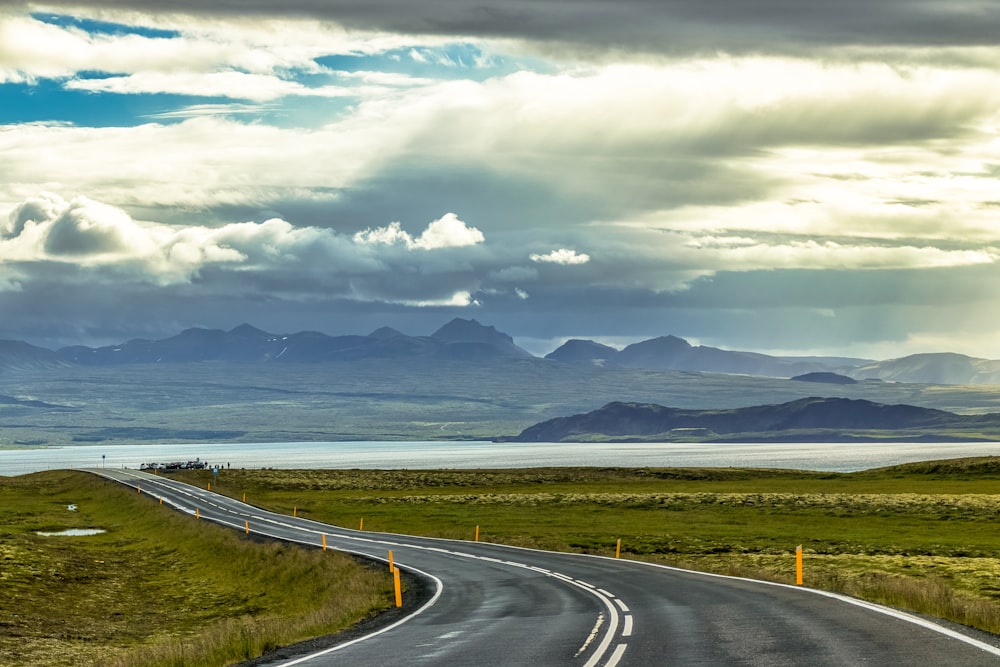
(530, 248, 590, 265)
(354, 213, 485, 250)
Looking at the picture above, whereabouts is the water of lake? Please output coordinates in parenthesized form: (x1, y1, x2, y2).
(3, 440, 1000, 477)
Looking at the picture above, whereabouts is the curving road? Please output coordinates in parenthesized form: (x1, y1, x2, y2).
(88, 468, 1000, 666)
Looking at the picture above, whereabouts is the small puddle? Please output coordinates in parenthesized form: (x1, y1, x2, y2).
(36, 528, 107, 537)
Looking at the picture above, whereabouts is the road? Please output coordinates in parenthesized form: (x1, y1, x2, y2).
(89, 468, 1000, 666)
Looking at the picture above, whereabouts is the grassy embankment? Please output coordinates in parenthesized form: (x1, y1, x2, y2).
(178, 457, 1000, 635)
(0, 470, 395, 667)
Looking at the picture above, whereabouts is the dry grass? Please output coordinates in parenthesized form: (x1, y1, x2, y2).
(0, 471, 393, 667)
(174, 459, 1000, 637)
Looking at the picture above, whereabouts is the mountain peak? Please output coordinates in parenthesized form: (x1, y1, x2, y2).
(429, 318, 534, 359)
(368, 326, 405, 340)
(229, 323, 270, 338)
(431, 318, 511, 344)
(545, 339, 619, 363)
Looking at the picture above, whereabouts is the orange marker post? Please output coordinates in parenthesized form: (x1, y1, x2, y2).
(388, 550, 394, 571)
(615, 538, 622, 559)
(293, 506, 297, 518)
(359, 518, 364, 531)
(322, 534, 327, 550)
(796, 545, 803, 585)
(393, 567, 402, 608)
(159, 496, 163, 505)
(137, 484, 141, 494)
(207, 482, 211, 491)
(242, 492, 246, 503)
(475, 525, 480, 542)
(196, 508, 200, 520)
(245, 520, 249, 535)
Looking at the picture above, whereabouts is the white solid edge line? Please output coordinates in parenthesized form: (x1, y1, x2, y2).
(86, 470, 449, 664)
(621, 558, 1000, 658)
(91, 468, 1000, 657)
(91, 469, 629, 666)
(605, 643, 628, 667)
(277, 567, 445, 666)
(283, 495, 1000, 661)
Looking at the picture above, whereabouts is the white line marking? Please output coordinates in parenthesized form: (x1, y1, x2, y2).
(616, 558, 1000, 659)
(278, 568, 444, 666)
(614, 598, 629, 612)
(576, 580, 596, 589)
(622, 615, 633, 637)
(606, 643, 628, 667)
(107, 467, 1000, 661)
(597, 588, 613, 597)
(92, 469, 626, 667)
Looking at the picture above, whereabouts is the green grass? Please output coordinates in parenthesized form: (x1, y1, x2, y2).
(175, 458, 1000, 635)
(0, 471, 394, 667)
(8, 458, 1000, 665)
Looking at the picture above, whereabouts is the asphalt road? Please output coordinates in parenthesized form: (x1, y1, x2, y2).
(88, 468, 1000, 666)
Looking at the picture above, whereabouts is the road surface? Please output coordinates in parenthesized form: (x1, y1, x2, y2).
(88, 468, 1000, 666)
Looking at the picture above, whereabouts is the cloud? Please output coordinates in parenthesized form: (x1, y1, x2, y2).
(0, 194, 491, 300)
(64, 71, 348, 102)
(530, 248, 590, 265)
(354, 213, 484, 250)
(7, 5, 1000, 359)
(22, 1, 1000, 57)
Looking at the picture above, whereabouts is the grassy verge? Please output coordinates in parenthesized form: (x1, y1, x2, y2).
(0, 470, 394, 667)
(176, 458, 1000, 635)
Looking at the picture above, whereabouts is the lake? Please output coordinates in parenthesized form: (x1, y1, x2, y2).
(3, 440, 1000, 476)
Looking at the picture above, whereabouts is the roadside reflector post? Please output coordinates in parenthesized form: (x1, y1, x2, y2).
(475, 525, 480, 542)
(242, 492, 246, 503)
(207, 482, 211, 491)
(293, 506, 297, 518)
(393, 567, 402, 608)
(388, 550, 394, 571)
(359, 518, 364, 531)
(796, 545, 803, 585)
(616, 538, 622, 559)
(245, 520, 249, 535)
(159, 496, 163, 505)
(137, 485, 141, 494)
(196, 508, 200, 520)
(322, 533, 327, 550)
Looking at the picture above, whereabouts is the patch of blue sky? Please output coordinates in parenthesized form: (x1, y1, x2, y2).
(30, 12, 180, 39)
(316, 43, 555, 82)
(0, 79, 232, 127)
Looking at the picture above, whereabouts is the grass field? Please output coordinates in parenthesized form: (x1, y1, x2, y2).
(0, 470, 394, 667)
(173, 457, 1000, 636)
(7, 458, 1000, 666)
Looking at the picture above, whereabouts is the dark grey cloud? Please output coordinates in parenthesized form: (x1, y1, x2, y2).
(30, 0, 1000, 54)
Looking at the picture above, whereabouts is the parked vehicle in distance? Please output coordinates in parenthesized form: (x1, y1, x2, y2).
(140, 458, 207, 472)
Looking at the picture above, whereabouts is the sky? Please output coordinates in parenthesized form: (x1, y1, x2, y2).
(3, 1, 1000, 359)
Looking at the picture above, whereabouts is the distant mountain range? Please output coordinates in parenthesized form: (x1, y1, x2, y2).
(4, 319, 1000, 386)
(0, 339, 70, 371)
(56, 319, 534, 365)
(505, 397, 1000, 443)
(546, 335, 869, 377)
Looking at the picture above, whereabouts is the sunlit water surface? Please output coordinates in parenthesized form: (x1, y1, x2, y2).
(3, 440, 1000, 476)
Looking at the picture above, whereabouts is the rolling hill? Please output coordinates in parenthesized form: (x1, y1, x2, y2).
(505, 397, 1000, 443)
